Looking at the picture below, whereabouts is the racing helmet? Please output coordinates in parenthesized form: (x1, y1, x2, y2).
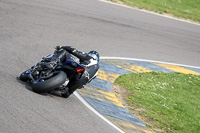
(88, 51, 100, 62)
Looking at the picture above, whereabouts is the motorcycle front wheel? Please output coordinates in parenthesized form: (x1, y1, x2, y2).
(32, 71, 67, 93)
(20, 69, 31, 81)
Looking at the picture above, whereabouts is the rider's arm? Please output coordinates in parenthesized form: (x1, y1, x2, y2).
(62, 46, 92, 61)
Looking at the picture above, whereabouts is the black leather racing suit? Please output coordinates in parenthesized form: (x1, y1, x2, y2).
(47, 46, 93, 65)
(45, 46, 99, 95)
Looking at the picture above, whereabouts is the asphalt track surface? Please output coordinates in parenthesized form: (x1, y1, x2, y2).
(0, 0, 200, 133)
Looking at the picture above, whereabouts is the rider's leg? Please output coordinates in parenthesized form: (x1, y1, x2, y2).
(52, 49, 71, 62)
(68, 71, 90, 94)
(62, 46, 92, 62)
(67, 64, 99, 94)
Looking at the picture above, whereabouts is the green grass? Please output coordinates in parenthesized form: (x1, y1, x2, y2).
(115, 72, 200, 133)
(110, 0, 200, 22)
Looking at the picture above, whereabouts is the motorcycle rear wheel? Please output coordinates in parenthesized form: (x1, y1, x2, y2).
(32, 71, 67, 93)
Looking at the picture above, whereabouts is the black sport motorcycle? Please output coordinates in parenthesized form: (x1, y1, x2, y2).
(20, 54, 99, 98)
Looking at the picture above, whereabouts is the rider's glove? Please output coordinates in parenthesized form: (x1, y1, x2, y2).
(54, 46, 64, 53)
(55, 46, 62, 51)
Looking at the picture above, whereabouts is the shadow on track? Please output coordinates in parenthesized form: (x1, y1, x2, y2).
(16, 77, 65, 98)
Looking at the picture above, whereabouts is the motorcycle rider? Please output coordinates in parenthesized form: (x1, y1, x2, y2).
(43, 46, 100, 98)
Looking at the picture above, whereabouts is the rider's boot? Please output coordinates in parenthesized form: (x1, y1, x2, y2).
(61, 87, 70, 98)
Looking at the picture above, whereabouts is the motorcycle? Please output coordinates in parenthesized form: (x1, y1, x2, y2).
(20, 52, 99, 98)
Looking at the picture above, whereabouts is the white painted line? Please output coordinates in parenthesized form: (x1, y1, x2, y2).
(98, 0, 200, 26)
(101, 56, 200, 69)
(74, 91, 125, 133)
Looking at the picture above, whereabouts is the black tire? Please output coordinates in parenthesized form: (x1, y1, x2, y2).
(32, 71, 67, 93)
(20, 69, 31, 81)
